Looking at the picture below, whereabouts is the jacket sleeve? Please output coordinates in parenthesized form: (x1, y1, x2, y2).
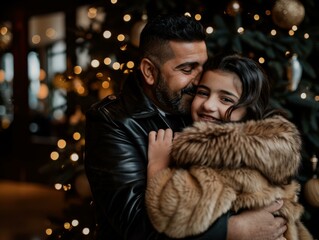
(146, 166, 236, 239)
(84, 106, 230, 240)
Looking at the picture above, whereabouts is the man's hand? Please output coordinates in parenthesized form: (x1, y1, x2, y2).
(227, 200, 287, 240)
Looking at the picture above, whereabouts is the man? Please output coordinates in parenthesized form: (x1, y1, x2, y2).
(84, 13, 287, 239)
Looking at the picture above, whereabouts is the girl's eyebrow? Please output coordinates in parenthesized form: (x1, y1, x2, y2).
(197, 84, 239, 99)
(197, 84, 209, 90)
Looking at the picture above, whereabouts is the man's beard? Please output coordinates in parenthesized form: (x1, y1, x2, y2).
(154, 74, 194, 115)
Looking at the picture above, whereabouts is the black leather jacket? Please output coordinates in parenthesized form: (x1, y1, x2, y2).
(84, 72, 229, 239)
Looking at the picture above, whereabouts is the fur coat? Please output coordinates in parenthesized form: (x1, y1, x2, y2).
(145, 115, 313, 240)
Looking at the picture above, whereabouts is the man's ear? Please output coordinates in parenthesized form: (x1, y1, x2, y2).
(140, 58, 157, 85)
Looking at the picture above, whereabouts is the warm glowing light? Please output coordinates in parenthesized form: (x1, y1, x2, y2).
(74, 66, 82, 74)
(126, 61, 134, 69)
(0, 26, 8, 35)
(88, 7, 97, 19)
(270, 29, 277, 36)
(39, 69, 46, 81)
(91, 59, 100, 68)
(82, 228, 90, 235)
(265, 10, 271, 15)
(64, 222, 71, 229)
(73, 132, 81, 141)
(70, 153, 79, 161)
(96, 73, 103, 79)
(117, 34, 125, 41)
(142, 13, 148, 21)
(184, 12, 191, 17)
(123, 14, 131, 22)
(103, 30, 111, 39)
(237, 27, 244, 34)
(304, 33, 309, 39)
(32, 35, 41, 44)
(258, 57, 265, 64)
(55, 183, 62, 190)
(300, 93, 307, 99)
(194, 14, 201, 21)
(50, 151, 59, 161)
(315, 95, 319, 101)
(46, 28, 56, 39)
(1, 117, 10, 129)
(0, 70, 4, 83)
(120, 44, 127, 51)
(206, 26, 214, 34)
(112, 62, 120, 70)
(45, 228, 53, 235)
(292, 25, 298, 31)
(63, 184, 71, 191)
(77, 86, 85, 95)
(104, 57, 112, 65)
(72, 219, 79, 227)
(110, 0, 117, 4)
(288, 30, 294, 36)
(37, 83, 49, 99)
(102, 81, 110, 89)
(57, 139, 66, 149)
(253, 14, 260, 21)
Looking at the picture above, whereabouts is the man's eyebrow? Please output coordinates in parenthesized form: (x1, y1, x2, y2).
(175, 62, 199, 70)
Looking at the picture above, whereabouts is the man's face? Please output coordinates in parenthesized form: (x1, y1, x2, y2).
(153, 41, 208, 114)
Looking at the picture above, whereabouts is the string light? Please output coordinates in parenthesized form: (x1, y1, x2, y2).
(74, 66, 82, 75)
(57, 139, 66, 149)
(82, 228, 90, 235)
(50, 151, 59, 161)
(123, 14, 131, 22)
(206, 26, 214, 34)
(70, 153, 79, 162)
(237, 27, 244, 34)
(103, 30, 112, 39)
(300, 92, 307, 99)
(104, 57, 112, 65)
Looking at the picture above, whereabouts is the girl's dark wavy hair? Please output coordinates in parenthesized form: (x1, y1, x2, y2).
(203, 53, 285, 121)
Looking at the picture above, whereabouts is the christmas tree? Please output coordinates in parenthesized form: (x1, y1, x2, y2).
(42, 0, 319, 238)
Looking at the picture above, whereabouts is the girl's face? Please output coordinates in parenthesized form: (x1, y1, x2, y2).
(191, 70, 247, 123)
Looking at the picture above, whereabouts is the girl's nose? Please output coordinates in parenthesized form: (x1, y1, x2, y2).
(202, 97, 218, 112)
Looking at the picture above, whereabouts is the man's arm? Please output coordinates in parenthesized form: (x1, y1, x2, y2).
(84, 107, 230, 239)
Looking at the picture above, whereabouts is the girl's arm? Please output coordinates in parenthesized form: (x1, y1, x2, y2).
(147, 128, 174, 180)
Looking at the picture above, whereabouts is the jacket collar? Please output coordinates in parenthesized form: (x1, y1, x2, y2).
(120, 71, 158, 119)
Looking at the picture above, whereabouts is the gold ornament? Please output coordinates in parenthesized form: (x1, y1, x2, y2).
(304, 155, 319, 208)
(304, 178, 319, 207)
(226, 0, 242, 16)
(272, 0, 305, 29)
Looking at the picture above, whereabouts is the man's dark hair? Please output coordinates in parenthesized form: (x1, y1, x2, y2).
(139, 14, 206, 64)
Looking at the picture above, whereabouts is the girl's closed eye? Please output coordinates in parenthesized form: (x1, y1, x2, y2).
(220, 96, 236, 105)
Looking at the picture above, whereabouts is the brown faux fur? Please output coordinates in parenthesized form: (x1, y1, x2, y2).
(146, 115, 313, 239)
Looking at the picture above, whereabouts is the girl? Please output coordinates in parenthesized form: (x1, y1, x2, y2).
(146, 54, 313, 240)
